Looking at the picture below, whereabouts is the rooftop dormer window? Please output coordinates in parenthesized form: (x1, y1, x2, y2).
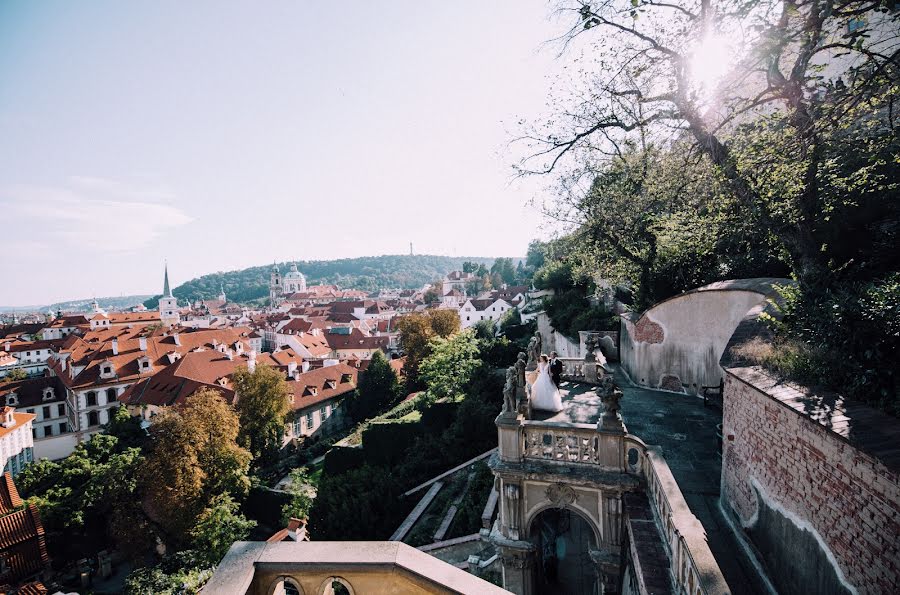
(5, 394, 17, 406)
(340, 373, 353, 384)
(325, 380, 336, 390)
(42, 387, 55, 401)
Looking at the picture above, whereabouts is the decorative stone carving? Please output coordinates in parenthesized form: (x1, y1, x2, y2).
(500, 550, 534, 570)
(545, 483, 577, 508)
(598, 377, 624, 431)
(525, 332, 542, 371)
(502, 366, 517, 414)
(583, 333, 599, 362)
(515, 352, 527, 396)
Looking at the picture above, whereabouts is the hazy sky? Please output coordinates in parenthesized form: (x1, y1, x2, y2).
(0, 1, 565, 306)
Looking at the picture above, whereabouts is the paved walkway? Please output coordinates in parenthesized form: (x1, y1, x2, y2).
(543, 368, 768, 595)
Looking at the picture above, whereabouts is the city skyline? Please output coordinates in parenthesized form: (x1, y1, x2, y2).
(0, 1, 563, 304)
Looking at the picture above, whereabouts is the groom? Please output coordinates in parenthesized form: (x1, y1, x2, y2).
(549, 351, 563, 388)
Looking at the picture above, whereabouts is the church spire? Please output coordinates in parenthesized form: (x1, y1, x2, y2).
(163, 262, 172, 297)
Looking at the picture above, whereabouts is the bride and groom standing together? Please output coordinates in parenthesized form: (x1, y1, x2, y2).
(531, 351, 564, 413)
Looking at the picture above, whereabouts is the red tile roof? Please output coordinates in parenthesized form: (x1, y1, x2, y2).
(0, 474, 22, 516)
(0, 473, 50, 586)
(286, 363, 358, 411)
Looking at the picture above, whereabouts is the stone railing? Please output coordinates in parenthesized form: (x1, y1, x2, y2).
(635, 443, 730, 595)
(557, 357, 585, 380)
(522, 421, 602, 465)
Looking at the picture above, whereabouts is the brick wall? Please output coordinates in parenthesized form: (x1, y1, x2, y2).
(721, 368, 900, 594)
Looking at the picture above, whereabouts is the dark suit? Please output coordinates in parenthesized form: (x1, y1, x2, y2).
(549, 358, 563, 387)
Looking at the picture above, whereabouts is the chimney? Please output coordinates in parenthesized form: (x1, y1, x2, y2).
(287, 361, 297, 377)
(3, 342, 9, 351)
(139, 337, 147, 351)
(248, 351, 257, 373)
(111, 339, 119, 355)
(301, 361, 310, 373)
(226, 349, 234, 361)
(173, 333, 181, 346)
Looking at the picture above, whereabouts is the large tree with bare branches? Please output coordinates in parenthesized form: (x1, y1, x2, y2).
(519, 0, 899, 287)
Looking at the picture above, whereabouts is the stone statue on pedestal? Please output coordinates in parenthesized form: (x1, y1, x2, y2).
(503, 366, 517, 414)
(583, 333, 598, 362)
(515, 352, 527, 397)
(525, 332, 542, 371)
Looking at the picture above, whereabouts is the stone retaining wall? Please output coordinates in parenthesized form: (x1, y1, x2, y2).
(721, 367, 900, 594)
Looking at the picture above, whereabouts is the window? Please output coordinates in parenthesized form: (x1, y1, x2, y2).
(88, 411, 99, 426)
(59, 422, 68, 434)
(103, 366, 111, 375)
(319, 406, 327, 421)
(42, 406, 51, 419)
(86, 391, 97, 407)
(57, 404, 65, 416)
(106, 388, 117, 404)
(305, 412, 313, 429)
(293, 418, 302, 436)
(43, 425, 53, 438)
(26, 409, 34, 415)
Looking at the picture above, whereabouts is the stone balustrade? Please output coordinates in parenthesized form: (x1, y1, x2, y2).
(522, 421, 602, 465)
(635, 441, 729, 595)
(557, 357, 585, 380)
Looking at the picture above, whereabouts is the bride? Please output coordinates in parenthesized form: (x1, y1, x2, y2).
(531, 354, 564, 412)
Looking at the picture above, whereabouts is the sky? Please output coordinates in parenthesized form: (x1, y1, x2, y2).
(0, 1, 566, 306)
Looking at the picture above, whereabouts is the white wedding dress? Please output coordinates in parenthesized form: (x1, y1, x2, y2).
(531, 362, 564, 412)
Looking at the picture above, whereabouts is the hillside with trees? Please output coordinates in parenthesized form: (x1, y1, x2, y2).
(143, 255, 520, 307)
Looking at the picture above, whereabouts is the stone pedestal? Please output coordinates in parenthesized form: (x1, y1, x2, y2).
(590, 547, 622, 594)
(496, 413, 522, 463)
(584, 361, 599, 384)
(493, 535, 536, 595)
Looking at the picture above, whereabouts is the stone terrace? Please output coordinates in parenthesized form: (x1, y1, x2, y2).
(533, 366, 769, 595)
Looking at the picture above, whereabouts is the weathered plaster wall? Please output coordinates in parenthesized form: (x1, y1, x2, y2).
(620, 289, 766, 394)
(536, 312, 580, 358)
(721, 370, 900, 594)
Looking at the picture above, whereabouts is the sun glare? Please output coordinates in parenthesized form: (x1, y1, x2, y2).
(688, 34, 733, 94)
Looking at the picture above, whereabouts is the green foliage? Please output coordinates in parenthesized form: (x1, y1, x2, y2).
(233, 364, 292, 466)
(124, 562, 214, 595)
(103, 405, 148, 450)
(447, 462, 495, 539)
(397, 310, 461, 387)
(345, 351, 400, 422)
(322, 446, 367, 475)
(471, 319, 496, 340)
(362, 419, 423, 467)
(499, 307, 521, 331)
(280, 468, 314, 526)
(143, 255, 502, 307)
(19, 433, 149, 561)
(545, 289, 619, 341)
(1, 369, 27, 382)
(760, 277, 900, 414)
(491, 257, 517, 285)
(189, 493, 256, 567)
(418, 330, 482, 403)
(308, 463, 407, 540)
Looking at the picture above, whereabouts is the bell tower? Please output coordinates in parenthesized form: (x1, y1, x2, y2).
(159, 263, 180, 326)
(269, 263, 282, 306)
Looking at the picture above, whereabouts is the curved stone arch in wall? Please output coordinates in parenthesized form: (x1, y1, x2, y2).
(317, 576, 355, 595)
(619, 278, 791, 394)
(524, 500, 602, 546)
(268, 576, 305, 595)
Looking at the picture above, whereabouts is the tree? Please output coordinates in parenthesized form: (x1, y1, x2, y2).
(462, 261, 478, 273)
(345, 350, 399, 422)
(19, 432, 150, 562)
(396, 310, 461, 386)
(428, 309, 461, 338)
(491, 258, 516, 285)
(104, 405, 148, 450)
(189, 493, 256, 567)
(232, 364, 292, 466)
(280, 467, 314, 526)
(418, 330, 482, 403)
(423, 280, 443, 304)
(142, 389, 251, 544)
(519, 0, 897, 290)
(1, 369, 27, 382)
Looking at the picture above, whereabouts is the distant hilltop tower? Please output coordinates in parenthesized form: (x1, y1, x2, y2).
(269, 262, 282, 306)
(410, 242, 414, 256)
(158, 262, 180, 326)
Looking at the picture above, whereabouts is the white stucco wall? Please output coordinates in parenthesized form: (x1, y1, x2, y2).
(620, 289, 768, 394)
